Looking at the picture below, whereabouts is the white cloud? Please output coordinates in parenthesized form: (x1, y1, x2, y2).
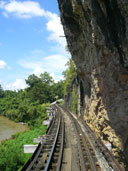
(0, 1, 6, 8)
(3, 11, 8, 18)
(19, 54, 69, 80)
(45, 13, 66, 48)
(0, 0, 67, 48)
(50, 72, 63, 83)
(20, 54, 68, 72)
(44, 54, 68, 71)
(19, 60, 42, 70)
(0, 1, 69, 88)
(7, 66, 11, 70)
(0, 60, 7, 69)
(4, 79, 27, 90)
(33, 66, 44, 76)
(0, 0, 45, 18)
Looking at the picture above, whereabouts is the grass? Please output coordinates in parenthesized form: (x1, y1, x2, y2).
(0, 125, 47, 171)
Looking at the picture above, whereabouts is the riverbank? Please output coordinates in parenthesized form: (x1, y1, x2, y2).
(0, 125, 47, 171)
(0, 116, 28, 143)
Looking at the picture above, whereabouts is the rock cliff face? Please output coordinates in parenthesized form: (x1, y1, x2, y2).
(58, 0, 128, 166)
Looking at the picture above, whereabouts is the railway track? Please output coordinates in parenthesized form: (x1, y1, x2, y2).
(57, 105, 101, 171)
(22, 104, 124, 171)
(78, 117, 124, 171)
(21, 107, 64, 171)
(58, 105, 124, 171)
(72, 115, 100, 171)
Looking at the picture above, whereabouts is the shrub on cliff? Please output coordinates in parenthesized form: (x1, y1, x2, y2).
(63, 59, 77, 95)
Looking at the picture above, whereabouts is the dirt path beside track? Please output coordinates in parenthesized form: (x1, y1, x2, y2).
(60, 109, 80, 171)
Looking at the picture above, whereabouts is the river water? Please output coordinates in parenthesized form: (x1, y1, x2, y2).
(0, 116, 28, 142)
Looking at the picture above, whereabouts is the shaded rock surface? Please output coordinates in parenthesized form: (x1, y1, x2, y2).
(58, 0, 128, 167)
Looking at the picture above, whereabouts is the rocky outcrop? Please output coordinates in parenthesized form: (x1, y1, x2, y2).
(64, 75, 85, 115)
(58, 0, 128, 167)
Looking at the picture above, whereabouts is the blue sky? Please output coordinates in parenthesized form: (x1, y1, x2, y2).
(0, 0, 70, 90)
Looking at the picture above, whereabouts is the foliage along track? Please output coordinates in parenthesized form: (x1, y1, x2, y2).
(21, 106, 64, 171)
(22, 103, 124, 171)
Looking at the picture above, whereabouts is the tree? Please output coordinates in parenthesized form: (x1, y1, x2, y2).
(62, 59, 77, 94)
(40, 72, 54, 85)
(0, 72, 64, 126)
(0, 84, 4, 98)
(25, 74, 41, 88)
(26, 81, 51, 104)
(51, 81, 64, 99)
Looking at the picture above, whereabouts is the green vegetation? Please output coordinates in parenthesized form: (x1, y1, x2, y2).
(63, 59, 77, 95)
(0, 60, 77, 170)
(0, 125, 47, 171)
(71, 88, 77, 113)
(59, 99, 64, 106)
(0, 72, 64, 127)
(0, 72, 64, 170)
(63, 59, 77, 113)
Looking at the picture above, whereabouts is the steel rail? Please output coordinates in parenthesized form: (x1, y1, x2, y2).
(73, 119, 87, 171)
(21, 143, 41, 171)
(56, 116, 64, 171)
(44, 117, 61, 171)
(59, 105, 98, 171)
(61, 105, 124, 171)
(79, 116, 124, 171)
(73, 116, 97, 171)
(46, 115, 54, 134)
(21, 114, 57, 171)
(47, 115, 56, 135)
(80, 126, 97, 171)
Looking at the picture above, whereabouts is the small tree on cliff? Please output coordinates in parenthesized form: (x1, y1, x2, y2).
(62, 59, 77, 95)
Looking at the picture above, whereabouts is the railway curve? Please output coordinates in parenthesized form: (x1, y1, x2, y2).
(21, 104, 124, 171)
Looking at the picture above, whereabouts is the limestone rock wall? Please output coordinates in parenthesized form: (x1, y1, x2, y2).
(64, 75, 84, 116)
(58, 0, 128, 165)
